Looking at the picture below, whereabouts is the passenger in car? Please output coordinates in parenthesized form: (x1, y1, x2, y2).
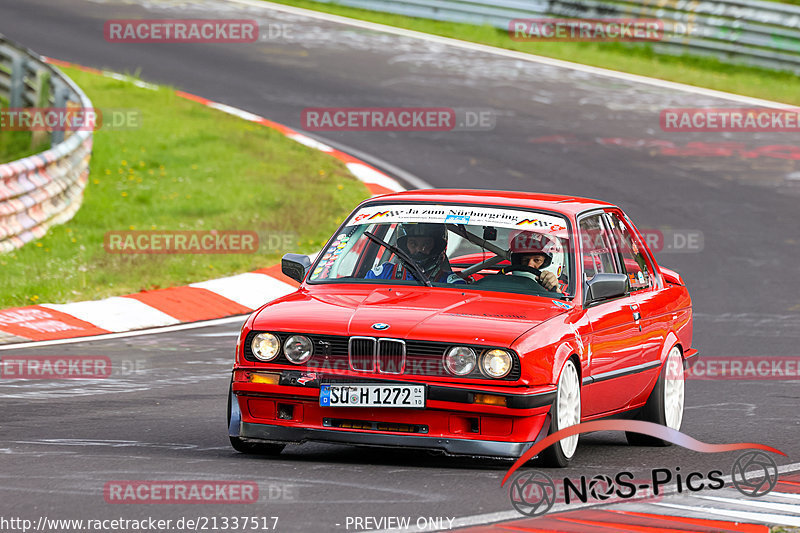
(366, 223, 465, 284)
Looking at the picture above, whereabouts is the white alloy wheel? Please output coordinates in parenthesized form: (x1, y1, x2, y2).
(556, 359, 581, 458)
(663, 346, 685, 430)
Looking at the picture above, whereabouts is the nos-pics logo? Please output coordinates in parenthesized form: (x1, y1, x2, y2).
(509, 450, 779, 517)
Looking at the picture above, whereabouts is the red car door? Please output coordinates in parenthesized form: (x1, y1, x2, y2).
(605, 211, 667, 408)
(578, 213, 647, 418)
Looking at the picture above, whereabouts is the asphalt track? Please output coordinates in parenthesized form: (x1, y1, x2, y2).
(1, 0, 799, 530)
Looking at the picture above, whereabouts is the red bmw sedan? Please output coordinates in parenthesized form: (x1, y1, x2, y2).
(228, 189, 697, 467)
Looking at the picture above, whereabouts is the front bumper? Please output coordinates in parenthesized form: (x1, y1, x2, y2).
(238, 422, 541, 458)
(230, 369, 555, 458)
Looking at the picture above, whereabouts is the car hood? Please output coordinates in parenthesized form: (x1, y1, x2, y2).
(252, 285, 570, 346)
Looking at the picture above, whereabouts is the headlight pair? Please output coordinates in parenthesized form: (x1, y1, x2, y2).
(443, 347, 513, 378)
(250, 333, 313, 364)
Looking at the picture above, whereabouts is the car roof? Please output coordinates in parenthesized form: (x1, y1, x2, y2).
(366, 189, 617, 216)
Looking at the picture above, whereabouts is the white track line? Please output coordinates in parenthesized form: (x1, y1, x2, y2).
(691, 494, 800, 514)
(651, 501, 800, 527)
(231, 0, 796, 109)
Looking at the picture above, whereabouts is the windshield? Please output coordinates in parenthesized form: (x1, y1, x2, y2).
(308, 203, 573, 298)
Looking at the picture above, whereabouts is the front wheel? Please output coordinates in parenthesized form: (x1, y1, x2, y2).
(626, 345, 685, 446)
(536, 358, 581, 468)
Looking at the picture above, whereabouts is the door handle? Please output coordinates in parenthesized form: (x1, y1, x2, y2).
(632, 312, 641, 321)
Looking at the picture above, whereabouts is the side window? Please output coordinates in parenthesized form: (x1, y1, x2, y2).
(579, 214, 618, 281)
(606, 212, 653, 290)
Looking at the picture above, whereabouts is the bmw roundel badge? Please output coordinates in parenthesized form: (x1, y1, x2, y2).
(371, 323, 390, 331)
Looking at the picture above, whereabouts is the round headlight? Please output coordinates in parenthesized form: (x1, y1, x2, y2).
(481, 349, 512, 378)
(251, 332, 280, 361)
(444, 346, 477, 376)
(284, 335, 313, 364)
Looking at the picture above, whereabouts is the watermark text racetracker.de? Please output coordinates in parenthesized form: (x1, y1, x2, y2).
(103, 230, 295, 254)
(0, 516, 279, 532)
(661, 108, 800, 132)
(509, 18, 663, 41)
(0, 356, 146, 379)
(104, 18, 292, 43)
(301, 107, 495, 132)
(686, 356, 800, 380)
(0, 107, 141, 131)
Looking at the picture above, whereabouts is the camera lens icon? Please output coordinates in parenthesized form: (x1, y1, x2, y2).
(731, 451, 778, 498)
(508, 470, 556, 516)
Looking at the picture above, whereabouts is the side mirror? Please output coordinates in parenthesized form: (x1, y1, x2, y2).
(281, 253, 311, 283)
(586, 273, 629, 303)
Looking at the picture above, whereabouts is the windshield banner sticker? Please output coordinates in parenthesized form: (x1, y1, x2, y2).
(347, 204, 565, 231)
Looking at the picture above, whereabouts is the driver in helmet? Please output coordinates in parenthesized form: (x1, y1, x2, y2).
(366, 223, 464, 284)
(506, 230, 562, 293)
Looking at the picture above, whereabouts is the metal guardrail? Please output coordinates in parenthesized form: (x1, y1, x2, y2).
(0, 35, 92, 253)
(322, 0, 800, 74)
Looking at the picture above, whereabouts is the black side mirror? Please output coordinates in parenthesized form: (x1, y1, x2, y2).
(586, 273, 629, 303)
(281, 253, 311, 283)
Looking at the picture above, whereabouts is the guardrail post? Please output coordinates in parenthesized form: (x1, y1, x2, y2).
(51, 80, 70, 146)
(9, 52, 25, 108)
(31, 68, 51, 149)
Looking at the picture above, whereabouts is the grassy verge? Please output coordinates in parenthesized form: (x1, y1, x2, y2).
(0, 95, 50, 163)
(0, 129, 49, 163)
(0, 66, 369, 308)
(267, 0, 800, 105)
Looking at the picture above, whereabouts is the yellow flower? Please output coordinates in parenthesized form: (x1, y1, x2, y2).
(121, 160, 128, 166)
(36, 242, 43, 247)
(185, 194, 191, 199)
(337, 184, 344, 190)
(319, 170, 326, 176)
(159, 165, 165, 170)
(208, 264, 214, 269)
(129, 225, 135, 230)
(121, 192, 128, 197)
(30, 295, 39, 302)
(93, 179, 100, 185)
(148, 170, 154, 175)
(139, 161, 145, 167)
(71, 238, 77, 243)
(191, 164, 198, 170)
(150, 225, 156, 229)
(105, 169, 111, 175)
(118, 169, 124, 175)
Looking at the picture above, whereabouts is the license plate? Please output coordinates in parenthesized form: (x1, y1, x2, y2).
(319, 384, 425, 408)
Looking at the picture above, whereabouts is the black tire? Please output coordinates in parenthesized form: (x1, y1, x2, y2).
(626, 346, 684, 447)
(535, 359, 581, 468)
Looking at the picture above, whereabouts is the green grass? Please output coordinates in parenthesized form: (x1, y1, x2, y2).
(0, 95, 51, 163)
(267, 0, 800, 105)
(0, 129, 49, 163)
(0, 67, 369, 307)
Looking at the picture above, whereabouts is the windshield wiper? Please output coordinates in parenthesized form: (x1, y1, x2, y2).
(364, 231, 432, 287)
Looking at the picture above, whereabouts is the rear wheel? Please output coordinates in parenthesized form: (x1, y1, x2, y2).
(536, 358, 581, 468)
(626, 345, 684, 446)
